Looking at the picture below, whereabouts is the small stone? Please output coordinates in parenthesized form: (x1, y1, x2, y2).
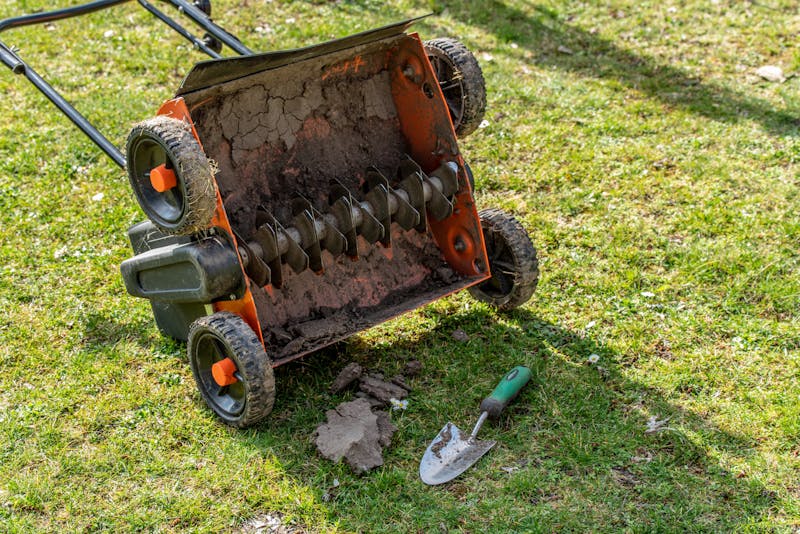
(755, 65, 785, 83)
(452, 329, 469, 342)
(403, 360, 422, 377)
(557, 45, 574, 55)
(329, 362, 363, 394)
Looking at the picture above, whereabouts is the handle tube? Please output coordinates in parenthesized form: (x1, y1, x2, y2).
(165, 0, 252, 56)
(0, 0, 132, 33)
(138, 0, 222, 59)
(0, 0, 253, 168)
(19, 58, 126, 168)
(0, 42, 23, 73)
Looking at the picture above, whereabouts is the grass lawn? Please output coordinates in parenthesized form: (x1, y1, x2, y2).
(1, 0, 799, 531)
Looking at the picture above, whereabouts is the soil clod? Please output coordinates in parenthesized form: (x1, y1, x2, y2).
(314, 398, 396, 473)
(389, 375, 410, 391)
(452, 329, 469, 342)
(359, 375, 409, 404)
(330, 362, 364, 394)
(403, 360, 422, 377)
(354, 392, 385, 408)
(317, 363, 411, 473)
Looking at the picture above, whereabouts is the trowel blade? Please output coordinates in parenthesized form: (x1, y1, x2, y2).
(419, 422, 496, 485)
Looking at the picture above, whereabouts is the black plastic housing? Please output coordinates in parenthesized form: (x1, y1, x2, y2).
(122, 221, 243, 340)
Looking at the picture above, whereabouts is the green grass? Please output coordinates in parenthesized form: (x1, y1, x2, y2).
(1, 0, 799, 531)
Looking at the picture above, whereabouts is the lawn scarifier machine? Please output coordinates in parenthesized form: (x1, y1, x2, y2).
(2, 1, 539, 427)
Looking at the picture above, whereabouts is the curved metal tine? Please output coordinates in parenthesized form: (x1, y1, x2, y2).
(429, 161, 459, 197)
(397, 157, 427, 232)
(291, 196, 324, 273)
(364, 168, 392, 247)
(233, 229, 270, 287)
(252, 213, 283, 289)
(329, 182, 359, 258)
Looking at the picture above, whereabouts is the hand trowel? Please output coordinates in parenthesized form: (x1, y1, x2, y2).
(419, 366, 532, 485)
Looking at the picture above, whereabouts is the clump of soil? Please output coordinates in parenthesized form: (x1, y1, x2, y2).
(404, 360, 422, 377)
(314, 398, 396, 474)
(359, 374, 408, 404)
(329, 362, 363, 394)
(315, 362, 414, 473)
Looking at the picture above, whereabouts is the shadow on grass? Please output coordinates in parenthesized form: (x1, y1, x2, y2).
(98, 296, 775, 528)
(233, 305, 776, 530)
(79, 310, 168, 352)
(365, 0, 799, 136)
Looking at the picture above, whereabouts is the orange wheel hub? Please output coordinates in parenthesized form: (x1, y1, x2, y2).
(149, 163, 177, 192)
(211, 357, 238, 386)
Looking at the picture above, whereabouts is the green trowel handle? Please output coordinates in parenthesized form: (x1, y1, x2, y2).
(479, 366, 532, 420)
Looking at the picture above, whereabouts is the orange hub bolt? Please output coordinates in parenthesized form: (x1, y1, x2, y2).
(211, 357, 239, 387)
(149, 163, 177, 192)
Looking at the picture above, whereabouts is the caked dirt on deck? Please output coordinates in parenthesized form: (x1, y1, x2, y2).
(185, 39, 408, 229)
(182, 35, 477, 358)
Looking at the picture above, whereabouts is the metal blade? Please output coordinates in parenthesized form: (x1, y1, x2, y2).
(419, 422, 496, 485)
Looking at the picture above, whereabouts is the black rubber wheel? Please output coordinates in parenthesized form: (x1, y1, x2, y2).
(126, 116, 216, 236)
(193, 0, 212, 16)
(188, 312, 275, 428)
(202, 33, 223, 54)
(424, 37, 487, 138)
(469, 208, 539, 310)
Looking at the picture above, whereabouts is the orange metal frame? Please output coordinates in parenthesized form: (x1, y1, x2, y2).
(156, 98, 265, 346)
(391, 34, 490, 279)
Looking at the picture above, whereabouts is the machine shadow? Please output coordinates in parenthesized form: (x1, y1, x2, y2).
(79, 309, 175, 353)
(365, 0, 798, 136)
(255, 304, 776, 527)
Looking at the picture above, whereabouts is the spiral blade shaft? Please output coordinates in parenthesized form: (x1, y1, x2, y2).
(239, 159, 461, 287)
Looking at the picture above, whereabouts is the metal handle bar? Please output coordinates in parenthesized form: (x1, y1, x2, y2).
(0, 0, 133, 33)
(0, 0, 252, 168)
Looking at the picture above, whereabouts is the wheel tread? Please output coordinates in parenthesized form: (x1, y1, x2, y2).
(126, 116, 217, 235)
(424, 37, 487, 138)
(469, 208, 539, 310)
(188, 312, 275, 428)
